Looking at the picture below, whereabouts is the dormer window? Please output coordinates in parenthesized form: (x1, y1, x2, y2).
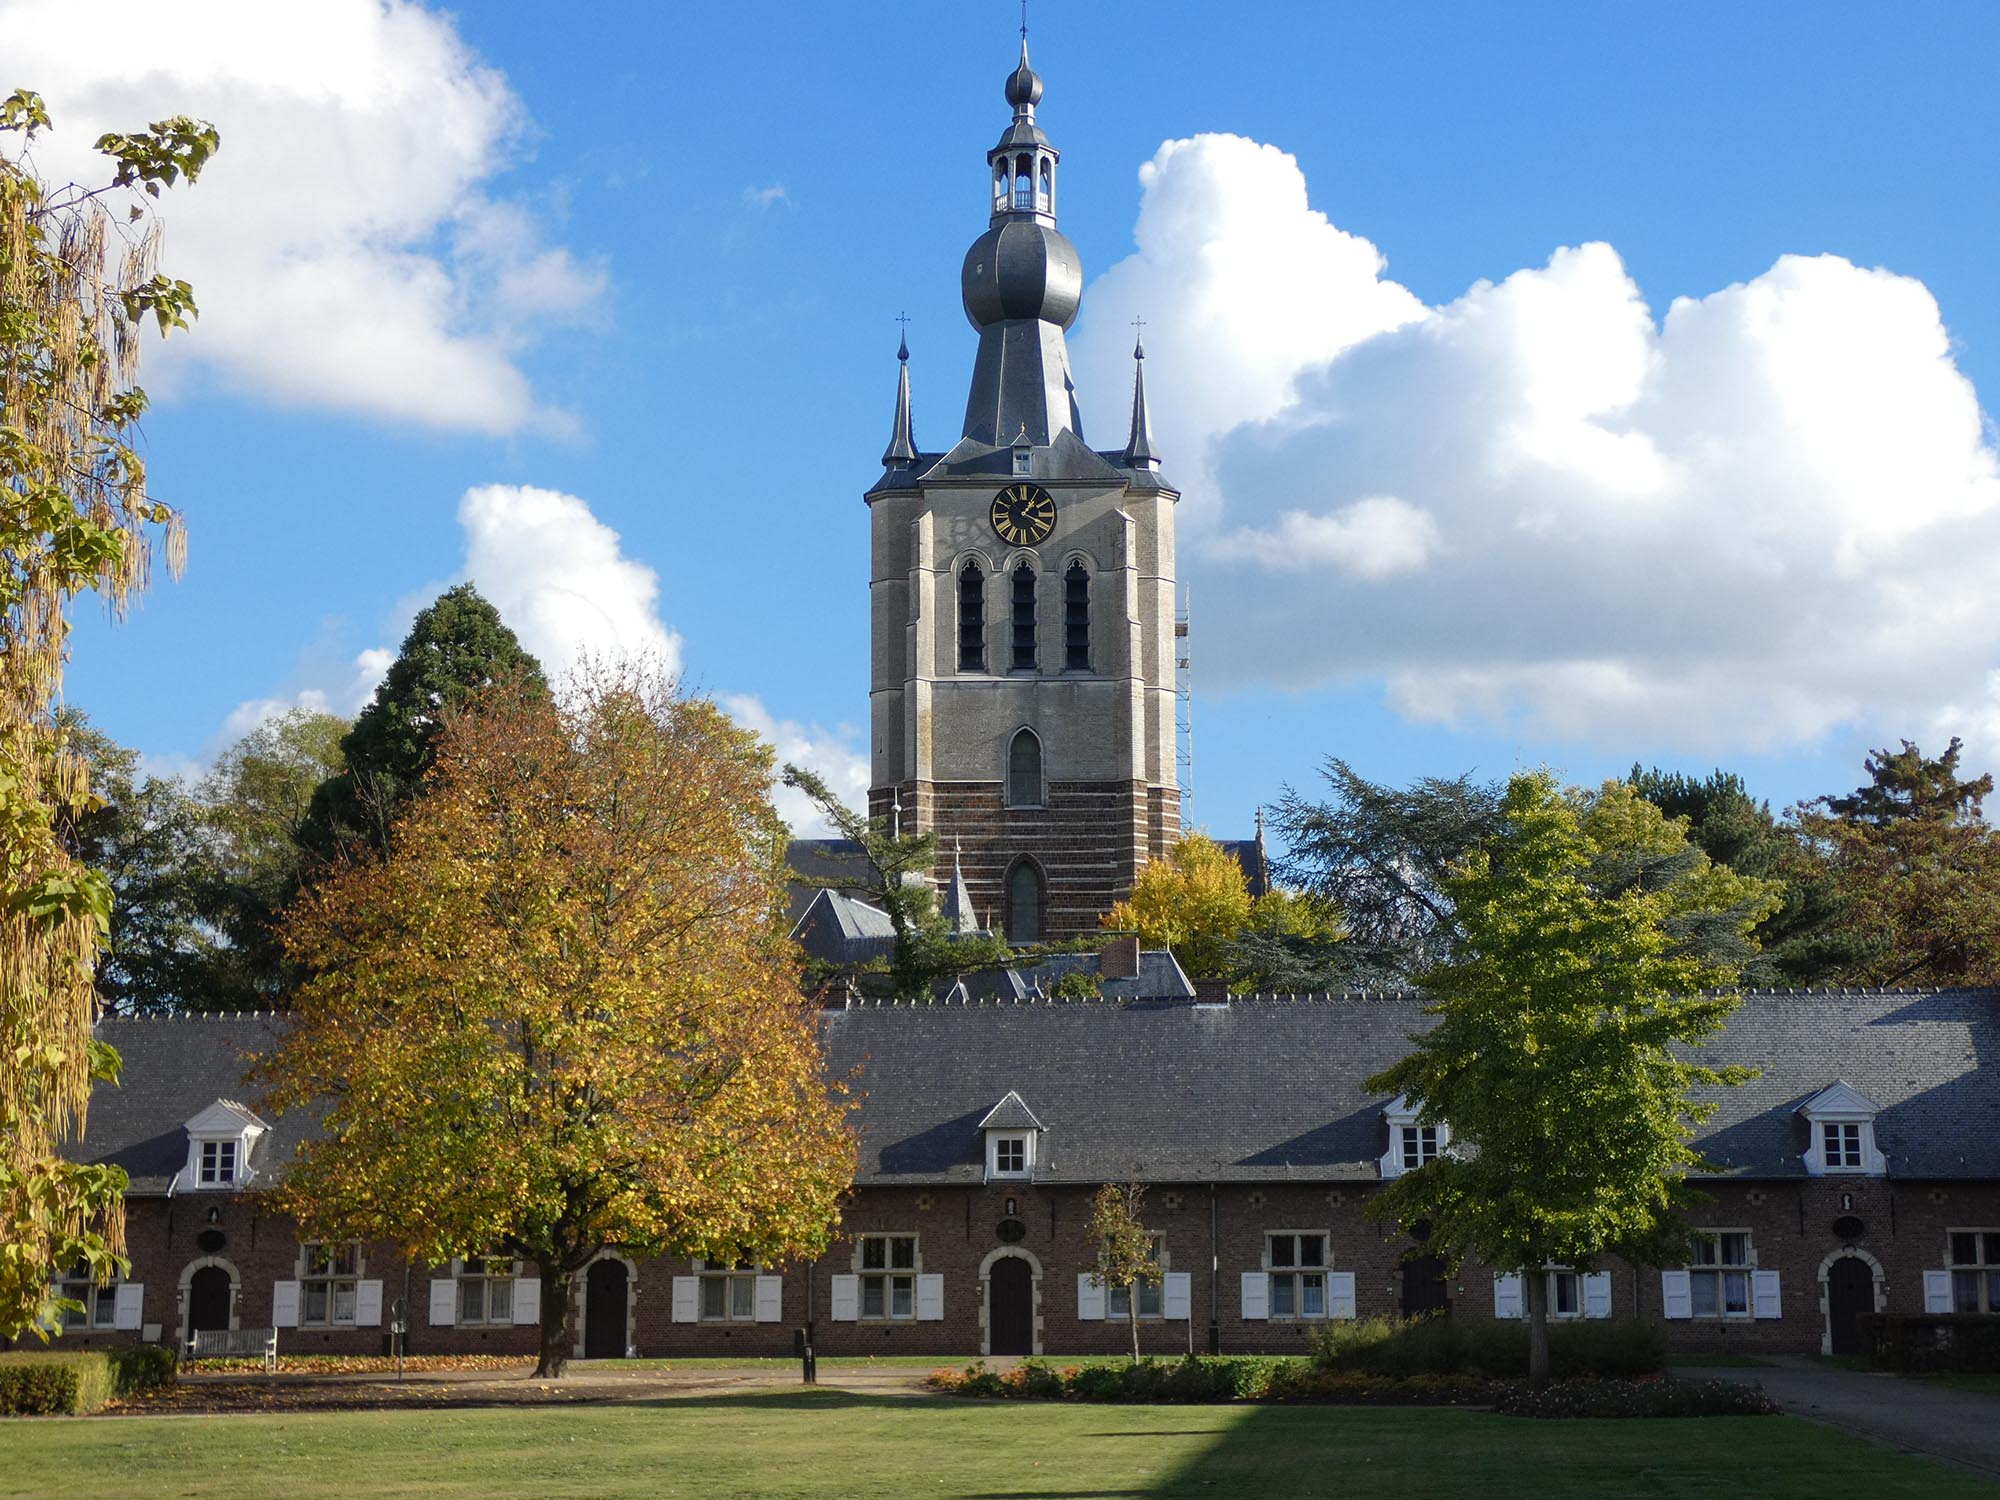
(199, 1140, 238, 1186)
(991, 1133, 1030, 1177)
(1798, 1082, 1886, 1177)
(978, 1090, 1042, 1181)
(1379, 1095, 1450, 1179)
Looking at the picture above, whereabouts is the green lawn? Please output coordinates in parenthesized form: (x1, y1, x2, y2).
(2, 1393, 1994, 1500)
(1918, 1372, 2000, 1399)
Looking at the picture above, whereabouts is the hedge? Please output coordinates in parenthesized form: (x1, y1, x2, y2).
(0, 1345, 175, 1416)
(1310, 1314, 1663, 1380)
(1493, 1377, 1778, 1419)
(1861, 1314, 2000, 1373)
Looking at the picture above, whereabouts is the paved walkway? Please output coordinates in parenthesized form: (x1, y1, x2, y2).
(1685, 1357, 2000, 1479)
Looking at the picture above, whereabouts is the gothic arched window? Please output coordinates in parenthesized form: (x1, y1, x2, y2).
(1006, 859, 1045, 944)
(958, 560, 985, 673)
(1007, 728, 1043, 809)
(1064, 561, 1089, 671)
(1011, 562, 1037, 671)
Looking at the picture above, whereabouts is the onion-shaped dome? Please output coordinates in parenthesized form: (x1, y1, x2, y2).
(1005, 40, 1043, 111)
(961, 219, 1082, 330)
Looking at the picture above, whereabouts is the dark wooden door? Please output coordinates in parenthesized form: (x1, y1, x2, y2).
(1401, 1255, 1449, 1318)
(989, 1257, 1033, 1356)
(188, 1266, 231, 1333)
(584, 1259, 628, 1359)
(1827, 1257, 1874, 1357)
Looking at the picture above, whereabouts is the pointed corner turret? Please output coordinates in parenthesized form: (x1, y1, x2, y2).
(882, 330, 917, 467)
(1123, 329, 1160, 470)
(942, 837, 982, 937)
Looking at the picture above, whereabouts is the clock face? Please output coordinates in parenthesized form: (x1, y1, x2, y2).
(990, 483, 1057, 546)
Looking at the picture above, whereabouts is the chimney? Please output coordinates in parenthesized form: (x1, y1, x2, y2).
(1099, 935, 1141, 980)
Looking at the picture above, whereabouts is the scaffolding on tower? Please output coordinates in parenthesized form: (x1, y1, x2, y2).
(1175, 589, 1193, 834)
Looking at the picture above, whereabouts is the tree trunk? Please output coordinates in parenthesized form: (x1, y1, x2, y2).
(1525, 1266, 1551, 1391)
(533, 1263, 573, 1378)
(1128, 1293, 1140, 1363)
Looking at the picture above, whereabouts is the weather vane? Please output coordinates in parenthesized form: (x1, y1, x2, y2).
(1021, 0, 1028, 40)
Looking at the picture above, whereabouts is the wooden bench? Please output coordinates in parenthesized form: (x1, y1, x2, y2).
(184, 1326, 277, 1373)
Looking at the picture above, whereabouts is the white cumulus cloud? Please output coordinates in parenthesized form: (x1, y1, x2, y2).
(1077, 132, 2000, 757)
(2, 0, 603, 434)
(722, 695, 870, 839)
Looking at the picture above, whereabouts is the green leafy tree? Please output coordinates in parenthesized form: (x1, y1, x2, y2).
(298, 584, 544, 861)
(0, 89, 214, 1337)
(781, 764, 1012, 996)
(1086, 1183, 1156, 1362)
(263, 667, 854, 1377)
(1365, 772, 1763, 1389)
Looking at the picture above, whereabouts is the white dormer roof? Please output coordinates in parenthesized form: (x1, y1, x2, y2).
(1796, 1081, 1881, 1118)
(172, 1098, 270, 1192)
(979, 1090, 1043, 1132)
(184, 1099, 270, 1136)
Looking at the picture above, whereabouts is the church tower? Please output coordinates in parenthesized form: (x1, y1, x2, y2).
(866, 38, 1180, 941)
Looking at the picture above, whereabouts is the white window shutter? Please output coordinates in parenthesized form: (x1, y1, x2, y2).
(113, 1282, 144, 1331)
(272, 1280, 301, 1329)
(512, 1278, 541, 1326)
(1583, 1271, 1613, 1319)
(1077, 1273, 1106, 1321)
(754, 1275, 783, 1323)
(1240, 1270, 1269, 1321)
(1661, 1269, 1693, 1320)
(1749, 1269, 1780, 1320)
(830, 1274, 859, 1322)
(671, 1276, 700, 1323)
(428, 1278, 457, 1326)
(1924, 1269, 1953, 1314)
(1493, 1273, 1522, 1320)
(1328, 1271, 1357, 1320)
(916, 1273, 944, 1321)
(354, 1280, 384, 1327)
(1162, 1272, 1191, 1321)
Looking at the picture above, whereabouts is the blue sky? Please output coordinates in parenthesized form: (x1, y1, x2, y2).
(20, 1, 2000, 842)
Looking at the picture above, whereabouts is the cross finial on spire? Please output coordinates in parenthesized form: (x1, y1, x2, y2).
(895, 310, 911, 361)
(1131, 314, 1147, 359)
(1021, 0, 1029, 40)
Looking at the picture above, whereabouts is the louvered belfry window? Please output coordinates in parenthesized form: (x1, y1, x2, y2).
(1012, 563, 1037, 670)
(1064, 562, 1089, 670)
(958, 560, 985, 672)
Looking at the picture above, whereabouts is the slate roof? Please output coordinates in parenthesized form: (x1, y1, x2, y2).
(978, 1090, 1043, 1130)
(71, 988, 2000, 1195)
(790, 888, 897, 967)
(784, 837, 871, 930)
(73, 1014, 292, 1194)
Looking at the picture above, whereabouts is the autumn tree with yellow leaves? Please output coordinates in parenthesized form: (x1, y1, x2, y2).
(0, 90, 214, 1337)
(261, 667, 855, 1376)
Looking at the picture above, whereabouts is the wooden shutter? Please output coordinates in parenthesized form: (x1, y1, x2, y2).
(1240, 1271, 1268, 1321)
(511, 1278, 541, 1325)
(1924, 1269, 1954, 1314)
(671, 1276, 700, 1323)
(428, 1279, 457, 1326)
(830, 1274, 859, 1322)
(1162, 1272, 1191, 1321)
(1661, 1269, 1693, 1320)
(1751, 1270, 1781, 1320)
(271, 1280, 301, 1329)
(112, 1283, 144, 1331)
(1076, 1273, 1105, 1321)
(754, 1275, 783, 1323)
(916, 1273, 944, 1321)
(1492, 1273, 1523, 1320)
(1583, 1272, 1613, 1319)
(354, 1280, 384, 1327)
(1328, 1271, 1357, 1320)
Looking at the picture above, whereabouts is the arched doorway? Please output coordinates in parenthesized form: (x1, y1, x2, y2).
(583, 1258, 630, 1359)
(988, 1257, 1034, 1356)
(1401, 1255, 1449, 1318)
(188, 1266, 232, 1335)
(1826, 1256, 1875, 1358)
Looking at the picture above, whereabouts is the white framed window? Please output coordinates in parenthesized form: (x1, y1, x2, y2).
(1825, 1122, 1862, 1168)
(1546, 1268, 1587, 1319)
(858, 1234, 919, 1320)
(56, 1262, 120, 1330)
(197, 1139, 238, 1186)
(1106, 1237, 1165, 1321)
(1689, 1232, 1753, 1319)
(1399, 1126, 1440, 1172)
(1379, 1095, 1451, 1179)
(454, 1256, 518, 1325)
(695, 1258, 761, 1322)
(1798, 1083, 1885, 1176)
(299, 1242, 362, 1327)
(988, 1131, 1032, 1179)
(1950, 1231, 2000, 1314)
(1266, 1232, 1329, 1319)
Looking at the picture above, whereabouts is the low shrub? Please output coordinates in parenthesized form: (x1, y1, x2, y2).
(1311, 1314, 1663, 1380)
(1492, 1376, 1778, 1419)
(107, 1344, 176, 1396)
(0, 1351, 114, 1416)
(1862, 1314, 2000, 1372)
(1263, 1368, 1496, 1406)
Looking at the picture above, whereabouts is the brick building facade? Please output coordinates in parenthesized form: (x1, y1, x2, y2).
(38, 988, 2000, 1364)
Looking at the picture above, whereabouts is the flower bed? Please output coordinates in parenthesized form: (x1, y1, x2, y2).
(1493, 1376, 1778, 1419)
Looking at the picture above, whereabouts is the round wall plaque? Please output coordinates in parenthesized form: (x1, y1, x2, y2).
(195, 1228, 227, 1253)
(996, 1218, 1027, 1244)
(1832, 1215, 1865, 1242)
